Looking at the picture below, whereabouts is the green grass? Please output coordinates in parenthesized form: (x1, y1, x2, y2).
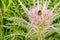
(0, 0, 60, 40)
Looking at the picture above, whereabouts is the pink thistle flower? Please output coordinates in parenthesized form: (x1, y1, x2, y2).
(28, 7, 40, 24)
(31, 17, 39, 24)
(28, 7, 53, 25)
(28, 7, 38, 18)
(44, 9, 53, 19)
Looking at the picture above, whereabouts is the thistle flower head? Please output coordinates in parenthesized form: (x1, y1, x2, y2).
(44, 9, 52, 19)
(28, 7, 53, 25)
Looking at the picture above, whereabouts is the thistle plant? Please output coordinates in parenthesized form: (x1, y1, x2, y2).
(0, 0, 60, 40)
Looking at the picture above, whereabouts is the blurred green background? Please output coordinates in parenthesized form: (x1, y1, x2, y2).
(0, 0, 60, 40)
